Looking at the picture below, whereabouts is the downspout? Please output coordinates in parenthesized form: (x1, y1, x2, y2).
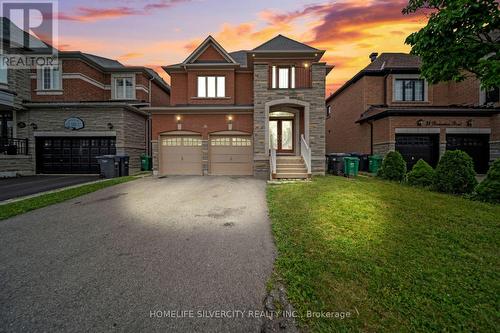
(369, 121, 374, 155)
(147, 77, 154, 156)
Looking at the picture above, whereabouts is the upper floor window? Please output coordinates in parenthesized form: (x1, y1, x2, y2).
(486, 87, 499, 104)
(394, 79, 424, 101)
(113, 76, 135, 100)
(272, 65, 295, 89)
(40, 66, 61, 90)
(197, 76, 225, 98)
(326, 105, 332, 117)
(0, 62, 7, 84)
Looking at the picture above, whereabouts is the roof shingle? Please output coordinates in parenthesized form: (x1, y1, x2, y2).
(253, 34, 318, 51)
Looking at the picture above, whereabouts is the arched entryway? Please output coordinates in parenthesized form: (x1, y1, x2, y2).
(264, 99, 310, 156)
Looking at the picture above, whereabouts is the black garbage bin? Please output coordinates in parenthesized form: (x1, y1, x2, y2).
(113, 155, 129, 177)
(349, 153, 369, 172)
(117, 155, 129, 176)
(327, 153, 350, 175)
(97, 155, 119, 178)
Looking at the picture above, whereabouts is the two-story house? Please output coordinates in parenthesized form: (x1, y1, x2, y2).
(0, 18, 170, 176)
(148, 35, 332, 178)
(326, 53, 500, 173)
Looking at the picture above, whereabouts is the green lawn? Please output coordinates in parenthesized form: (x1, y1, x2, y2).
(267, 176, 499, 332)
(0, 176, 137, 221)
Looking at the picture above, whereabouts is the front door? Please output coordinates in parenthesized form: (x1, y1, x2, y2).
(270, 119, 294, 154)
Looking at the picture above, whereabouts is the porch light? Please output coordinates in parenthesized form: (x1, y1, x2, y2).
(227, 115, 233, 122)
(176, 115, 182, 123)
(304, 63, 309, 68)
(227, 115, 233, 131)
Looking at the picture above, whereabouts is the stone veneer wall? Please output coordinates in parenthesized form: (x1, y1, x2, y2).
(12, 107, 146, 175)
(253, 63, 326, 177)
(0, 155, 35, 176)
(10, 68, 31, 109)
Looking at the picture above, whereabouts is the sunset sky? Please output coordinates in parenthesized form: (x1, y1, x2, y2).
(54, 0, 430, 94)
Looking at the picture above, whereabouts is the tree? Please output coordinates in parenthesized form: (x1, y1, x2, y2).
(403, 0, 500, 90)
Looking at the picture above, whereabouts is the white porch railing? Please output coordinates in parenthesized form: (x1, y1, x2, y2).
(301, 134, 311, 174)
(270, 147, 277, 179)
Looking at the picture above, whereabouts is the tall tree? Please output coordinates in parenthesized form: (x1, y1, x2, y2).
(403, 0, 499, 89)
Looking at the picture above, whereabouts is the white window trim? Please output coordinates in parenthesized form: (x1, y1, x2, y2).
(37, 63, 62, 91)
(392, 74, 428, 102)
(0, 56, 7, 85)
(197, 76, 226, 98)
(111, 73, 136, 100)
(271, 65, 296, 89)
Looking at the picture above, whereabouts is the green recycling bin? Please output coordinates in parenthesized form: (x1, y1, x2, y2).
(140, 154, 152, 171)
(368, 155, 383, 174)
(343, 157, 359, 177)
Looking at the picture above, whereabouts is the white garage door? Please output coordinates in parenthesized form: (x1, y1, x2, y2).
(209, 136, 253, 175)
(160, 136, 202, 175)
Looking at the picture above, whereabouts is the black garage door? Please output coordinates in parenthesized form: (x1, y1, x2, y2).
(446, 134, 490, 174)
(36, 137, 116, 174)
(396, 134, 440, 170)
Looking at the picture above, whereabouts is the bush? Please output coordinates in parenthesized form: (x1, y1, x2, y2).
(377, 151, 407, 182)
(407, 159, 435, 187)
(434, 150, 477, 194)
(473, 159, 500, 203)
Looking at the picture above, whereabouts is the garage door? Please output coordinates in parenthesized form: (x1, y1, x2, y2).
(209, 136, 253, 175)
(446, 134, 490, 173)
(36, 137, 116, 174)
(160, 136, 202, 175)
(395, 134, 439, 170)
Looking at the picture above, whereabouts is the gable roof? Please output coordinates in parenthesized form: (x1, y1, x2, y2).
(229, 50, 248, 67)
(82, 53, 124, 69)
(364, 53, 421, 71)
(183, 35, 237, 64)
(326, 53, 422, 102)
(253, 34, 318, 52)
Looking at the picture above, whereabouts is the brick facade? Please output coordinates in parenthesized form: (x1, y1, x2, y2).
(325, 54, 499, 172)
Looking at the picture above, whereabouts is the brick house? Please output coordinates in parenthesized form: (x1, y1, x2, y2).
(0, 19, 170, 176)
(148, 35, 332, 178)
(325, 53, 500, 173)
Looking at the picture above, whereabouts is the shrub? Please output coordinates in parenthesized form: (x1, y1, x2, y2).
(377, 151, 407, 182)
(473, 159, 500, 203)
(434, 150, 477, 194)
(407, 159, 435, 187)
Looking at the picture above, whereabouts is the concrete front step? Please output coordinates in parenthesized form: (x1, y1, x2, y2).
(275, 173, 308, 179)
(276, 167, 308, 173)
(276, 158, 304, 165)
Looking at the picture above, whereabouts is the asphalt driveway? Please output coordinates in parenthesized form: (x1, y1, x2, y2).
(0, 175, 100, 202)
(0, 176, 275, 332)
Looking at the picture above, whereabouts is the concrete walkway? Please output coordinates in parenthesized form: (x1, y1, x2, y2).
(0, 176, 275, 332)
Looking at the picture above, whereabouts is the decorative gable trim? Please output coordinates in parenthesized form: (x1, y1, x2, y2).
(183, 36, 237, 65)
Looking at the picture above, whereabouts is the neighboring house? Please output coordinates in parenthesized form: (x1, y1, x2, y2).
(325, 52, 500, 173)
(0, 19, 170, 176)
(148, 35, 332, 178)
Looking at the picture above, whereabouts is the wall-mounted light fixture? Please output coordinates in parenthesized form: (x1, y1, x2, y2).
(227, 115, 233, 130)
(176, 115, 182, 130)
(30, 123, 38, 130)
(17, 121, 26, 128)
(304, 63, 309, 68)
(107, 122, 114, 130)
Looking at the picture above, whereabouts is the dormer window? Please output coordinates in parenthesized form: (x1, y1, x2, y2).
(272, 65, 295, 89)
(113, 75, 135, 100)
(39, 66, 61, 90)
(394, 79, 425, 102)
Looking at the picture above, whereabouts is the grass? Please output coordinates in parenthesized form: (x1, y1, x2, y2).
(267, 176, 500, 332)
(0, 176, 137, 221)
